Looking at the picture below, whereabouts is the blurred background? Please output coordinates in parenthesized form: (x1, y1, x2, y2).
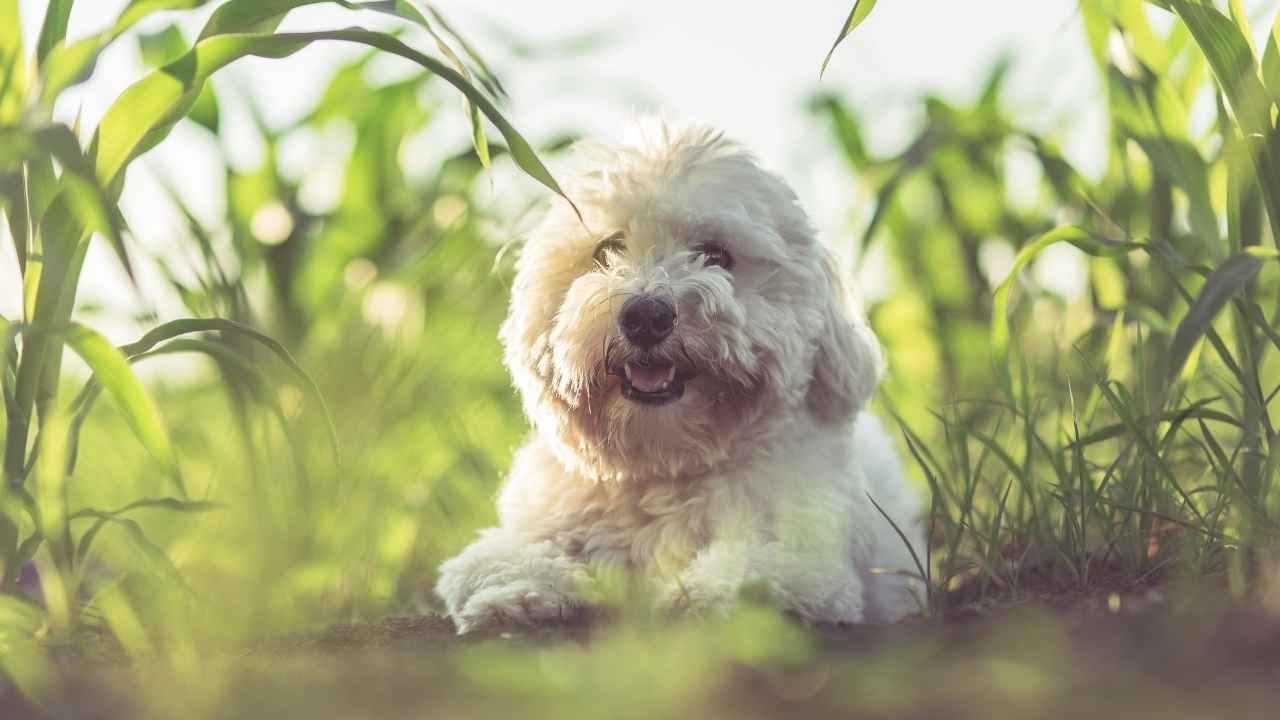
(2, 0, 1104, 326)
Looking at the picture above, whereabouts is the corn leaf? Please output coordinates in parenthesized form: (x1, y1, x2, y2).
(1, 318, 20, 433)
(1105, 64, 1219, 252)
(0, 123, 132, 280)
(0, 500, 17, 584)
(33, 405, 70, 573)
(1089, 0, 1172, 73)
(342, 1, 493, 167)
(1226, 0, 1257, 57)
(139, 24, 188, 67)
(138, 24, 220, 134)
(198, 0, 450, 40)
(426, 5, 506, 98)
(118, 318, 340, 462)
(64, 336, 291, 475)
(197, 0, 326, 40)
(820, 0, 878, 77)
(71, 512, 188, 588)
(0, 0, 26, 122)
(236, 1, 495, 169)
(1166, 248, 1280, 383)
(40, 0, 212, 104)
(992, 226, 1144, 390)
(1263, 12, 1280, 103)
(35, 0, 75, 68)
(61, 323, 175, 472)
(1163, 0, 1268, 135)
(0, 170, 30, 272)
(1158, 0, 1280, 235)
(810, 94, 868, 168)
(1078, 0, 1109, 68)
(90, 27, 576, 216)
(855, 129, 938, 264)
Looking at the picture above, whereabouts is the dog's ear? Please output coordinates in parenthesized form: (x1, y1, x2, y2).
(806, 254, 883, 423)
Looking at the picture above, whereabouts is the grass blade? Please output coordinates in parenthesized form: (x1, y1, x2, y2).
(865, 490, 930, 613)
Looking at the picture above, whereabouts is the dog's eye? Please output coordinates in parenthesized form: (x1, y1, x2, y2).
(695, 243, 733, 271)
(593, 232, 626, 269)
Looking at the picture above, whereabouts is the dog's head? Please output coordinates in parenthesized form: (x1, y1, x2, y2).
(502, 120, 882, 482)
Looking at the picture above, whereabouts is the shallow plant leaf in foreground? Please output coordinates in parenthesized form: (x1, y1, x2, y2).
(91, 26, 576, 217)
(61, 324, 175, 473)
(820, 0, 879, 77)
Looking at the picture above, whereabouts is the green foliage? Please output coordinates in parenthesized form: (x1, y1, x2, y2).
(0, 0, 564, 681)
(813, 0, 1280, 613)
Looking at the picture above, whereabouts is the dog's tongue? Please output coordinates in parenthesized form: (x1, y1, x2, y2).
(627, 363, 673, 393)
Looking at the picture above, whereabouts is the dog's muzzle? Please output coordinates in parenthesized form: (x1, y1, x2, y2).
(610, 295, 696, 406)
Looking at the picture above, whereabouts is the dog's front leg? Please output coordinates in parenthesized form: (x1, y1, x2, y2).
(435, 528, 592, 634)
(660, 540, 866, 624)
(659, 540, 752, 618)
(749, 541, 866, 624)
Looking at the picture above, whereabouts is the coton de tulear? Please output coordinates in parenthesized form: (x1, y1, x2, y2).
(436, 119, 925, 633)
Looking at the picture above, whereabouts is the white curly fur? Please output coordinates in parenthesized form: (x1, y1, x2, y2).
(436, 118, 925, 633)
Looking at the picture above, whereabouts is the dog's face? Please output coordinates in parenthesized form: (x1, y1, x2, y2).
(502, 123, 882, 482)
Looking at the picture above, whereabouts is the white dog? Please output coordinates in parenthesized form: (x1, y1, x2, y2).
(436, 119, 925, 633)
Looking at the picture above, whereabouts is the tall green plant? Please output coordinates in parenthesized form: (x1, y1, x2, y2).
(993, 0, 1280, 506)
(0, 0, 564, 632)
(818, 0, 1280, 607)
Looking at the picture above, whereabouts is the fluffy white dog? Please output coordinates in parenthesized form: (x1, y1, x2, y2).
(436, 119, 925, 633)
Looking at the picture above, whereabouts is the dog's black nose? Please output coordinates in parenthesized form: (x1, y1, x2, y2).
(619, 295, 676, 348)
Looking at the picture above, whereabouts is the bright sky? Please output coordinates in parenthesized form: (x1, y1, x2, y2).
(0, 0, 1158, 333)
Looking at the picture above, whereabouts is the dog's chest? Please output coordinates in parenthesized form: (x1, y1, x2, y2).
(567, 478, 732, 575)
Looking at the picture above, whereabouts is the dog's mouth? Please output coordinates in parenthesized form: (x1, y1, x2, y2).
(622, 359, 683, 405)
(611, 357, 698, 406)
(603, 340, 700, 407)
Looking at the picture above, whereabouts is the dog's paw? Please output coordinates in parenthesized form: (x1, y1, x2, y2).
(453, 581, 584, 634)
(657, 577, 739, 620)
(434, 531, 594, 634)
(656, 541, 750, 619)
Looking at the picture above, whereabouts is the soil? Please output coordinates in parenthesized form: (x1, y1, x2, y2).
(5, 586, 1280, 720)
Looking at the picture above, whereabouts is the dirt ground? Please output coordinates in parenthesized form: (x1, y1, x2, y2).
(5, 586, 1280, 720)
